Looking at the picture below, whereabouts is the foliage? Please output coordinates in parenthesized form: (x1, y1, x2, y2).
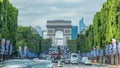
(0, 0, 18, 45)
(41, 38, 51, 52)
(0, 0, 52, 56)
(67, 40, 77, 53)
(77, 0, 120, 53)
(16, 27, 41, 53)
(16, 26, 52, 54)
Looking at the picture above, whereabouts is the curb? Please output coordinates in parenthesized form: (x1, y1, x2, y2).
(92, 63, 107, 66)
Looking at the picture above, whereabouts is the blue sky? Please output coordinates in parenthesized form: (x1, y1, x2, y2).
(9, 0, 106, 30)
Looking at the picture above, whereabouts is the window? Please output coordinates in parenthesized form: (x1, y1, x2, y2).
(73, 55, 77, 57)
(66, 37, 69, 40)
(48, 30, 54, 33)
(65, 30, 70, 33)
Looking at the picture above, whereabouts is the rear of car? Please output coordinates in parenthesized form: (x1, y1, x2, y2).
(64, 58, 70, 64)
(70, 53, 78, 64)
(81, 57, 88, 64)
(81, 57, 92, 65)
(84, 60, 92, 65)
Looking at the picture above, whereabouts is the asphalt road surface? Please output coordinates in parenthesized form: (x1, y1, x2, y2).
(53, 63, 120, 68)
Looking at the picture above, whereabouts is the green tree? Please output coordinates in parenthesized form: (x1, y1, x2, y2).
(77, 0, 120, 53)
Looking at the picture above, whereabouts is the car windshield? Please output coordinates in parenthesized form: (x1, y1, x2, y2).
(73, 55, 77, 57)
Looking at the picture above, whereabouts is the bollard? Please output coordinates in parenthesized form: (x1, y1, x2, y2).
(57, 60, 62, 67)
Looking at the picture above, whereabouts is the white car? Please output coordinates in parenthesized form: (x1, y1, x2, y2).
(33, 58, 39, 61)
(64, 58, 70, 64)
(81, 57, 88, 63)
(84, 60, 92, 65)
(81, 57, 92, 65)
(70, 53, 78, 64)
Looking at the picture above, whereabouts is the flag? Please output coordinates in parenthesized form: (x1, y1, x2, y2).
(1, 38, 5, 55)
(9, 44, 13, 55)
(24, 46, 27, 57)
(1, 38, 5, 45)
(19, 46, 22, 57)
(6, 40, 10, 55)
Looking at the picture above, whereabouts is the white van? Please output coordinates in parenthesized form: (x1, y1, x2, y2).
(70, 53, 78, 64)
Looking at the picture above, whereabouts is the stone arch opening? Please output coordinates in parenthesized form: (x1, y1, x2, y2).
(46, 20, 72, 46)
(55, 31, 63, 46)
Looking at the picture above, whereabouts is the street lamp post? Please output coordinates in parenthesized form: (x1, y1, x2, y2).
(116, 42, 118, 65)
(0, 15, 5, 60)
(77, 39, 80, 52)
(96, 46, 99, 63)
(114, 12, 120, 65)
(118, 42, 120, 65)
(111, 38, 116, 65)
(77, 34, 80, 52)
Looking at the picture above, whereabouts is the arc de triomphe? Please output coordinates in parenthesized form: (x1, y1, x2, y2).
(46, 20, 72, 46)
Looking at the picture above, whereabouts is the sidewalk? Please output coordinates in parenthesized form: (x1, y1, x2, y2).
(92, 63, 107, 66)
(92, 63, 120, 68)
(107, 65, 120, 68)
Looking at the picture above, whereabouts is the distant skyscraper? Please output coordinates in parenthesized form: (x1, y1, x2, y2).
(71, 26, 78, 40)
(79, 18, 88, 33)
(42, 30, 48, 39)
(34, 26, 43, 37)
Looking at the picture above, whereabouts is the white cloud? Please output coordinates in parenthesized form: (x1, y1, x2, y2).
(9, 0, 106, 30)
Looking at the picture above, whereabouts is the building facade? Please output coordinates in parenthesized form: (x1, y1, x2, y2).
(42, 30, 48, 39)
(46, 20, 72, 46)
(34, 26, 43, 37)
(71, 26, 78, 40)
(79, 18, 88, 34)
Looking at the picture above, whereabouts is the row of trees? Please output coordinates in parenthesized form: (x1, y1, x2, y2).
(67, 40, 77, 52)
(0, 0, 18, 46)
(0, 0, 52, 57)
(16, 26, 51, 56)
(77, 0, 120, 53)
(68, 0, 120, 53)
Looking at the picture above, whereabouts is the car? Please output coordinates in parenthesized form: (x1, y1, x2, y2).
(84, 60, 92, 65)
(70, 53, 78, 64)
(64, 58, 70, 64)
(52, 57, 59, 63)
(81, 57, 92, 65)
(60, 58, 64, 62)
(33, 58, 39, 61)
(81, 57, 88, 64)
(78, 59, 82, 63)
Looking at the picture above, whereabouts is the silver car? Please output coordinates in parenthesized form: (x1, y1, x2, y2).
(64, 58, 70, 64)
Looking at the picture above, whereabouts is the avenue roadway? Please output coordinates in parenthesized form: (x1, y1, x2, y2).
(53, 63, 120, 68)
